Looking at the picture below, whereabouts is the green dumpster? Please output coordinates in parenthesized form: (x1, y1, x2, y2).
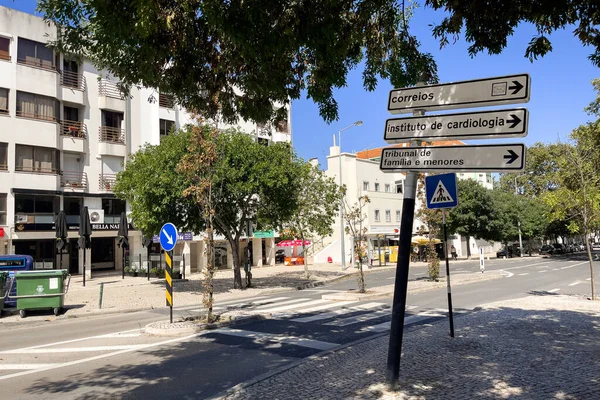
(0, 271, 8, 315)
(10, 270, 70, 318)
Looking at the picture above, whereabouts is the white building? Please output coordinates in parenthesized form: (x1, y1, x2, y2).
(0, 7, 291, 275)
(315, 140, 496, 264)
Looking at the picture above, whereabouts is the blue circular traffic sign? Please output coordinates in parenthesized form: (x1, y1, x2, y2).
(159, 223, 178, 252)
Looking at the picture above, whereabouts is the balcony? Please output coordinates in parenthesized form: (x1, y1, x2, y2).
(60, 70, 86, 104)
(99, 173, 117, 191)
(159, 93, 174, 109)
(17, 57, 56, 72)
(0, 50, 9, 62)
(13, 165, 61, 190)
(61, 120, 87, 139)
(61, 170, 88, 190)
(98, 126, 126, 157)
(98, 79, 125, 112)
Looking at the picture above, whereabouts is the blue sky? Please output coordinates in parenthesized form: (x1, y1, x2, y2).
(3, 1, 598, 167)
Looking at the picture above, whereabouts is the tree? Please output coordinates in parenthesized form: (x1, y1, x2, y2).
(177, 121, 220, 321)
(38, 0, 437, 124)
(282, 163, 341, 279)
(113, 130, 203, 237)
(446, 179, 496, 258)
(344, 195, 370, 293)
(179, 127, 301, 289)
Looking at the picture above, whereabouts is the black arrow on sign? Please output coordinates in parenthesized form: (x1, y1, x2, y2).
(506, 114, 522, 129)
(508, 81, 524, 95)
(504, 150, 519, 164)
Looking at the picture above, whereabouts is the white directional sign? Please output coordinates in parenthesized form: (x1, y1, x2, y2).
(384, 108, 528, 143)
(388, 74, 530, 114)
(379, 144, 525, 172)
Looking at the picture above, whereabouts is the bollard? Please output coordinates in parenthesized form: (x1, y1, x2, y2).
(183, 253, 186, 280)
(98, 282, 104, 309)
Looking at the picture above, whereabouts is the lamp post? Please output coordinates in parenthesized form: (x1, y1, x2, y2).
(338, 120, 363, 270)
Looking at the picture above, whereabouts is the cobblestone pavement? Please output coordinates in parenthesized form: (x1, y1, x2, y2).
(220, 295, 600, 400)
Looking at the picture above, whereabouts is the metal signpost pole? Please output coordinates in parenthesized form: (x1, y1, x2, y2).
(442, 209, 455, 337)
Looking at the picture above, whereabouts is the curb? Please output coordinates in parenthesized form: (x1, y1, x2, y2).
(144, 314, 266, 336)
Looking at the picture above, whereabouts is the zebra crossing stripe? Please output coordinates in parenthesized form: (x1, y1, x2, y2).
(253, 298, 311, 310)
(257, 299, 332, 313)
(291, 302, 384, 323)
(325, 309, 390, 327)
(208, 328, 338, 351)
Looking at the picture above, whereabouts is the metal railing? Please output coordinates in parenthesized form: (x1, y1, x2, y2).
(61, 170, 88, 189)
(98, 79, 124, 99)
(0, 163, 7, 171)
(60, 70, 86, 91)
(17, 57, 56, 72)
(15, 164, 59, 174)
(60, 120, 87, 139)
(0, 50, 9, 61)
(98, 126, 125, 144)
(99, 174, 117, 191)
(16, 110, 58, 123)
(159, 93, 174, 108)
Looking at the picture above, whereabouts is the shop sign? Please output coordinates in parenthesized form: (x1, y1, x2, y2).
(253, 230, 274, 238)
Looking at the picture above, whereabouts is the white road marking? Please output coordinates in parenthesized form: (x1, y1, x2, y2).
(538, 270, 549, 273)
(358, 310, 449, 333)
(553, 268, 561, 271)
(302, 289, 344, 293)
(253, 298, 312, 310)
(568, 281, 583, 286)
(325, 309, 390, 327)
(3, 329, 142, 351)
(560, 261, 589, 269)
(0, 333, 199, 381)
(548, 288, 561, 293)
(501, 262, 552, 271)
(0, 345, 147, 354)
(0, 364, 62, 370)
(500, 270, 514, 277)
(291, 303, 384, 323)
(289, 300, 356, 314)
(95, 333, 142, 339)
(212, 297, 291, 311)
(517, 273, 530, 276)
(207, 328, 338, 351)
(258, 299, 332, 313)
(406, 305, 418, 310)
(587, 278, 592, 281)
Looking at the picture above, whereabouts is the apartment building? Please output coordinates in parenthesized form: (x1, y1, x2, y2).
(0, 7, 292, 275)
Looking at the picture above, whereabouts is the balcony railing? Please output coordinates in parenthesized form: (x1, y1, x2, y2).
(15, 164, 59, 174)
(98, 79, 124, 99)
(17, 57, 56, 72)
(99, 174, 117, 191)
(159, 93, 174, 108)
(61, 170, 88, 189)
(0, 163, 7, 171)
(0, 50, 9, 61)
(16, 110, 58, 123)
(60, 70, 86, 91)
(60, 120, 87, 139)
(99, 126, 125, 144)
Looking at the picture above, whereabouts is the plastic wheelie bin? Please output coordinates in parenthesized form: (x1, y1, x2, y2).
(0, 271, 8, 316)
(6, 270, 71, 318)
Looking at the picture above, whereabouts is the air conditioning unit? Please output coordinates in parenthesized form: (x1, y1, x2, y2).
(89, 209, 105, 224)
(15, 214, 29, 223)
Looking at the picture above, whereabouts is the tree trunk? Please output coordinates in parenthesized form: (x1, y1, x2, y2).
(301, 234, 309, 279)
(466, 237, 472, 259)
(229, 238, 243, 289)
(205, 228, 215, 322)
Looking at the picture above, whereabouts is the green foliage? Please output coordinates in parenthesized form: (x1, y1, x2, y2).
(425, 241, 440, 281)
(38, 0, 437, 124)
(113, 130, 203, 237)
(427, 0, 600, 66)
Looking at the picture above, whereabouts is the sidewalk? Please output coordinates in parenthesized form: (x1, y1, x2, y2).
(0, 259, 501, 323)
(218, 294, 600, 399)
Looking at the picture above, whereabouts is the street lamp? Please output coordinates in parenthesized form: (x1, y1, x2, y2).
(338, 120, 363, 270)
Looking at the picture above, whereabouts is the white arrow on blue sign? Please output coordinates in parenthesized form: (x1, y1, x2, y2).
(159, 222, 178, 252)
(425, 173, 458, 209)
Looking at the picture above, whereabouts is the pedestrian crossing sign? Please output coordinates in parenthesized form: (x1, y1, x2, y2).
(425, 173, 458, 209)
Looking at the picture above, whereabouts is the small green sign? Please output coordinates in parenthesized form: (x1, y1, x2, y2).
(253, 230, 274, 238)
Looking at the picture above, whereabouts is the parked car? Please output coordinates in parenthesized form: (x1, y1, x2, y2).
(539, 244, 555, 255)
(496, 245, 521, 258)
(552, 243, 567, 254)
(592, 243, 600, 251)
(275, 249, 285, 263)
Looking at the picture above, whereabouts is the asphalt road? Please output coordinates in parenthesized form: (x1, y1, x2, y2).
(0, 253, 595, 399)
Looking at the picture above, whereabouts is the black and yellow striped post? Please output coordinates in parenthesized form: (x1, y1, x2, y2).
(165, 251, 173, 323)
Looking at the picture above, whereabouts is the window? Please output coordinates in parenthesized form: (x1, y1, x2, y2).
(385, 210, 391, 222)
(257, 137, 270, 146)
(102, 110, 123, 128)
(0, 142, 7, 170)
(385, 184, 390, 193)
(396, 210, 401, 222)
(63, 106, 79, 122)
(395, 180, 404, 194)
(363, 181, 370, 191)
(159, 119, 175, 138)
(17, 38, 54, 70)
(0, 36, 10, 61)
(100, 111, 124, 143)
(486, 173, 492, 184)
(16, 91, 59, 122)
(15, 194, 59, 220)
(374, 209, 380, 222)
(0, 194, 6, 225)
(0, 88, 7, 115)
(374, 182, 380, 192)
(159, 93, 174, 108)
(102, 198, 126, 215)
(15, 145, 60, 173)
